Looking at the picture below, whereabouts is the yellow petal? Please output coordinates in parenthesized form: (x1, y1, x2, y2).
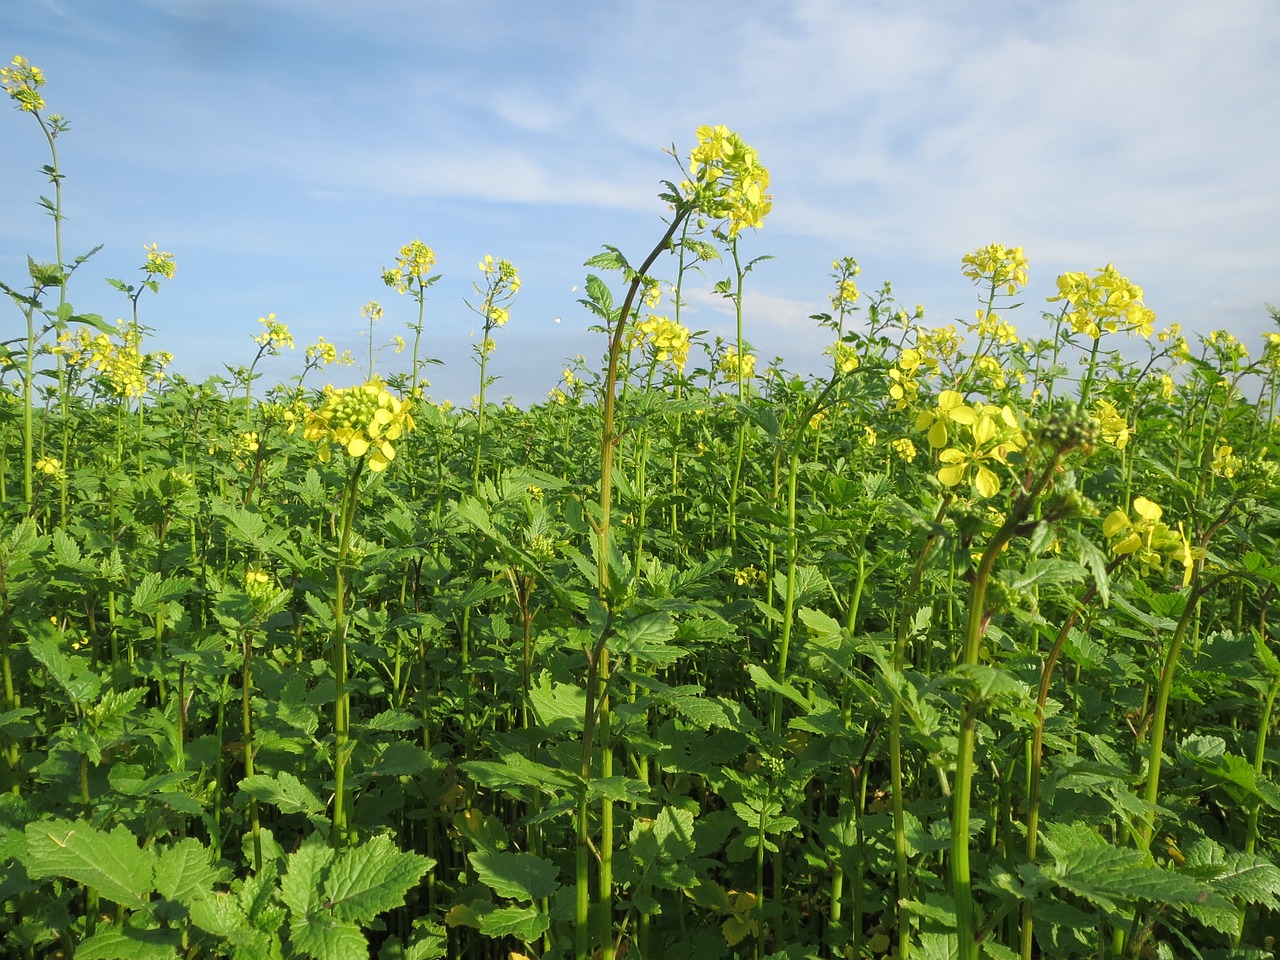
(975, 464, 1001, 498)
(1133, 496, 1163, 523)
(1102, 509, 1131, 539)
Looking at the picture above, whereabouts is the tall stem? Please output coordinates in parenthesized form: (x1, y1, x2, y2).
(329, 460, 364, 848)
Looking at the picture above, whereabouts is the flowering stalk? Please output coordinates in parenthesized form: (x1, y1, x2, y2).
(382, 240, 438, 400)
(2, 56, 69, 510)
(302, 380, 413, 847)
(469, 255, 519, 487)
(951, 429, 1078, 960)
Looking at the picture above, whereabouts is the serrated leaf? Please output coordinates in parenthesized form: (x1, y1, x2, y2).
(323, 835, 432, 924)
(131, 572, 193, 616)
(25, 819, 154, 909)
(462, 753, 575, 795)
(239, 773, 325, 816)
(1046, 845, 1225, 915)
(289, 917, 367, 960)
(75, 926, 181, 960)
(468, 849, 559, 902)
(281, 839, 335, 918)
(476, 904, 550, 940)
(528, 672, 586, 733)
(154, 837, 230, 905)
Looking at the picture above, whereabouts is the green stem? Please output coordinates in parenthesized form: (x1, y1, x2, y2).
(330, 460, 364, 848)
(770, 444, 800, 734)
(597, 204, 692, 593)
(952, 460, 1059, 960)
(242, 628, 262, 871)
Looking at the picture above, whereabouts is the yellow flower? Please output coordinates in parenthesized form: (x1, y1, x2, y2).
(384, 240, 436, 293)
(718, 346, 756, 381)
(827, 341, 860, 374)
(1093, 399, 1130, 449)
(35, 456, 65, 481)
(1048, 263, 1155, 339)
(915, 390, 975, 450)
(142, 243, 177, 280)
(1102, 496, 1193, 586)
(683, 125, 772, 237)
(253, 313, 294, 351)
(1211, 441, 1241, 479)
(1, 55, 46, 113)
(961, 243, 1029, 296)
(630, 315, 691, 372)
(935, 406, 1025, 498)
(303, 379, 415, 472)
(306, 337, 339, 366)
(890, 437, 917, 462)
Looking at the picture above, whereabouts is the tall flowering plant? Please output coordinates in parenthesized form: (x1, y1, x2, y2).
(302, 379, 413, 847)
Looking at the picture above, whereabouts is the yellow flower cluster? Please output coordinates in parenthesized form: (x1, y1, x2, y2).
(480, 255, 521, 299)
(890, 437, 917, 462)
(684, 125, 772, 238)
(1093, 399, 1130, 449)
(304, 336, 355, 368)
(142, 243, 177, 280)
(35, 456, 65, 481)
(303, 379, 414, 472)
(827, 342, 860, 374)
(1205, 329, 1250, 364)
(962, 244, 1029, 296)
(1102, 497, 1193, 587)
(1263, 332, 1280, 374)
(383, 240, 437, 293)
(1211, 441, 1241, 479)
(1, 55, 45, 113)
(829, 258, 861, 313)
(1049, 264, 1155, 339)
(631, 316, 691, 372)
(917, 391, 1026, 497)
(253, 313, 293, 351)
(972, 355, 1006, 390)
(718, 346, 756, 381)
(55, 322, 162, 398)
(975, 310, 1020, 346)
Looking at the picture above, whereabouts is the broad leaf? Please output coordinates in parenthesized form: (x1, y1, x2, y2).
(25, 819, 153, 910)
(468, 849, 559, 902)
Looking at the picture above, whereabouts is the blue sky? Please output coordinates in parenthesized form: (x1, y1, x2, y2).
(3, 0, 1278, 406)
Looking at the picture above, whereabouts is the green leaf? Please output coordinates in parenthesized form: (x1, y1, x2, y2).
(528, 672, 586, 733)
(323, 835, 433, 924)
(130, 572, 193, 617)
(154, 838, 230, 905)
(468, 849, 559, 902)
(746, 664, 810, 710)
(239, 773, 326, 816)
(289, 917, 367, 960)
(280, 838, 335, 918)
(476, 904, 550, 941)
(75, 926, 181, 960)
(462, 753, 575, 795)
(612, 611, 686, 665)
(25, 819, 154, 910)
(1045, 845, 1225, 915)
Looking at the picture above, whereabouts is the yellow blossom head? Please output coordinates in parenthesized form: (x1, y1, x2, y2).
(1, 55, 46, 113)
(303, 378, 415, 472)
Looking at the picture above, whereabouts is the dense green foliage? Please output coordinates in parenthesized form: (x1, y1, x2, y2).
(4, 55, 1280, 960)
